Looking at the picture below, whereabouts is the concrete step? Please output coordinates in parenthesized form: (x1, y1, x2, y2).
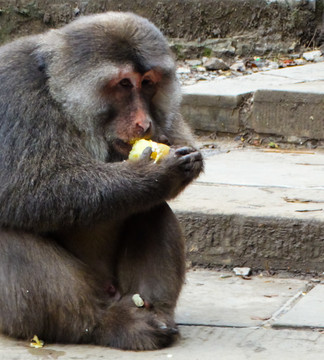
(169, 146, 324, 272)
(181, 62, 324, 142)
(3, 269, 324, 360)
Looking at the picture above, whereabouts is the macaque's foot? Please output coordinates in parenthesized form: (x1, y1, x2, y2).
(95, 295, 179, 350)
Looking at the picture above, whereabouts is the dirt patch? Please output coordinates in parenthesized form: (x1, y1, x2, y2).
(0, 0, 319, 56)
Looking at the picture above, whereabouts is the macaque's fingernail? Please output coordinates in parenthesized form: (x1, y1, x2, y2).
(159, 135, 170, 145)
(157, 321, 167, 330)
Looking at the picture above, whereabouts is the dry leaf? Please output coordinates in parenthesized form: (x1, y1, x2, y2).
(268, 142, 278, 149)
(263, 149, 315, 154)
(251, 316, 271, 321)
(30, 335, 44, 348)
(283, 197, 324, 204)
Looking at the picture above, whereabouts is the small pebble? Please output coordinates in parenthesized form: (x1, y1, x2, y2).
(176, 67, 191, 74)
(177, 53, 318, 87)
(185, 59, 202, 66)
(220, 274, 232, 279)
(302, 50, 322, 61)
(233, 267, 251, 276)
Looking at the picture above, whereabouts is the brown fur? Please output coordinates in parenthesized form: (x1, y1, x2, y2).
(0, 12, 203, 350)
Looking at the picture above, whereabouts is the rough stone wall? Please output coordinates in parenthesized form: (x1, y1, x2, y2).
(0, 0, 319, 53)
(178, 212, 324, 273)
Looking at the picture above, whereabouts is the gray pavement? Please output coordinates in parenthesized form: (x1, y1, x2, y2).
(171, 147, 324, 220)
(175, 61, 324, 272)
(2, 270, 324, 360)
(170, 145, 324, 272)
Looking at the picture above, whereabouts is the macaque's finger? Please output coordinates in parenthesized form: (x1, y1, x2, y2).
(178, 151, 203, 164)
(182, 161, 202, 171)
(140, 146, 153, 160)
(174, 146, 196, 156)
(158, 135, 171, 146)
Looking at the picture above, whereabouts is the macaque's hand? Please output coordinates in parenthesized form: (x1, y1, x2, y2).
(129, 143, 203, 200)
(165, 146, 203, 187)
(152, 146, 204, 199)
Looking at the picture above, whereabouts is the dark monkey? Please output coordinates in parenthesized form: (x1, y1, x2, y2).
(0, 12, 203, 350)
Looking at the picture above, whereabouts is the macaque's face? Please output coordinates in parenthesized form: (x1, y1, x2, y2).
(100, 66, 162, 157)
(45, 14, 181, 161)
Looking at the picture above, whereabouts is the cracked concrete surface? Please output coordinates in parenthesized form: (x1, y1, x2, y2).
(2, 270, 324, 360)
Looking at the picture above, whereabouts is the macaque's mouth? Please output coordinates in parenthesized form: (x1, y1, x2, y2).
(113, 139, 133, 156)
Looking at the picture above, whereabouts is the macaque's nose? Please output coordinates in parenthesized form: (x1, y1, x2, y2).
(135, 118, 152, 137)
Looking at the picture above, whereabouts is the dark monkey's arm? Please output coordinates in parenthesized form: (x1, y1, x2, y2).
(2, 153, 201, 232)
(0, 121, 200, 232)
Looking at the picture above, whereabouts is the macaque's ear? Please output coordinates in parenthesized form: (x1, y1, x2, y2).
(167, 114, 196, 147)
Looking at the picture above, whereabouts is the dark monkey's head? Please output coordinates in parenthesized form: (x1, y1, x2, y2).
(38, 12, 190, 162)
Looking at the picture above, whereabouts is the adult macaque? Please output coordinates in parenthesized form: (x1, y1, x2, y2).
(0, 12, 203, 350)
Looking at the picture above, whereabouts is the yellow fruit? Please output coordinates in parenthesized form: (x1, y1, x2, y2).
(132, 293, 144, 307)
(128, 139, 170, 163)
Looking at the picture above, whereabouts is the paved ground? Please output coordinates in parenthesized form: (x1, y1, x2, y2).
(172, 146, 324, 220)
(170, 144, 324, 272)
(176, 61, 324, 271)
(2, 269, 324, 360)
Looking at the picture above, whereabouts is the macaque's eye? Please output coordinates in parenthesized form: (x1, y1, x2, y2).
(119, 78, 133, 88)
(141, 78, 155, 88)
